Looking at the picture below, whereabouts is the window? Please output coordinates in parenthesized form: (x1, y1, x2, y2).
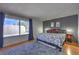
(3, 15, 29, 37)
(20, 19, 29, 35)
(3, 17, 19, 37)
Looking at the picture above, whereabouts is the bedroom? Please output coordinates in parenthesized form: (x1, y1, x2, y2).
(0, 3, 79, 55)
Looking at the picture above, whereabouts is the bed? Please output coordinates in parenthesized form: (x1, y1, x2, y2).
(37, 33, 66, 51)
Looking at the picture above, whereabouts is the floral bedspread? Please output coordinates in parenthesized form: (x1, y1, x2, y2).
(37, 33, 66, 47)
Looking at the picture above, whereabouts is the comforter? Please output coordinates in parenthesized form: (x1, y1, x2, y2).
(37, 33, 66, 48)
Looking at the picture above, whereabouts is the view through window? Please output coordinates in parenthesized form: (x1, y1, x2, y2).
(20, 20, 29, 35)
(3, 16, 29, 37)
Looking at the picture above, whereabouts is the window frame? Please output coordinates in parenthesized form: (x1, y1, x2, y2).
(3, 15, 29, 38)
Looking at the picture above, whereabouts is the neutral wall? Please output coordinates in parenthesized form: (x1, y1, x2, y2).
(78, 14, 79, 44)
(32, 18, 43, 40)
(43, 15, 78, 43)
(3, 35, 28, 47)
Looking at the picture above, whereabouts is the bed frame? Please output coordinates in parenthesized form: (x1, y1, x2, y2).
(37, 39, 62, 51)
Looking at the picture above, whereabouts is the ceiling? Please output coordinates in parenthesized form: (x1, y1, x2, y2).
(0, 3, 79, 21)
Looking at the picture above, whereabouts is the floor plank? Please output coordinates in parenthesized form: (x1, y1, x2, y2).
(63, 43, 79, 55)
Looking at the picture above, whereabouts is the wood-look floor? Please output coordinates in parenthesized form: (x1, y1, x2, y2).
(63, 42, 79, 55)
(0, 40, 79, 55)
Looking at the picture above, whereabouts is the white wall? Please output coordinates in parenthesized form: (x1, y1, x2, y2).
(78, 14, 79, 44)
(3, 35, 28, 47)
(32, 18, 43, 40)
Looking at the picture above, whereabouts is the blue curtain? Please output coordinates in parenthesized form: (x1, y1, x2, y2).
(0, 12, 5, 48)
(28, 19, 34, 40)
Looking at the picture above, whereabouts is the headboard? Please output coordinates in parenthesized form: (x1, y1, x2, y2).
(47, 28, 66, 33)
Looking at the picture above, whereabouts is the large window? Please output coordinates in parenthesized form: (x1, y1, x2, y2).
(3, 15, 29, 37)
(20, 20, 29, 35)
